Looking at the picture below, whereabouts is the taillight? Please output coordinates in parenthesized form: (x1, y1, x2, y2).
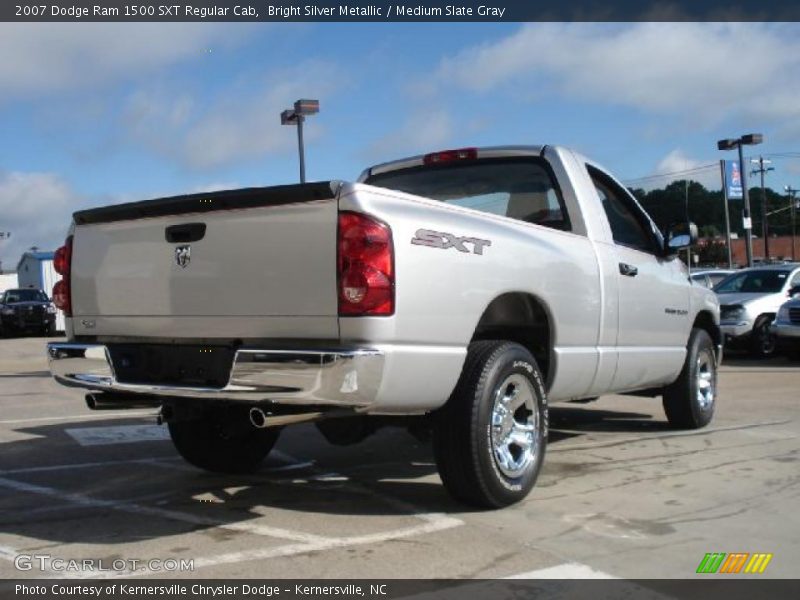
(337, 212, 394, 316)
(423, 147, 477, 165)
(52, 236, 73, 316)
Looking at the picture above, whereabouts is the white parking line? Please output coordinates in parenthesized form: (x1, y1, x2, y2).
(0, 456, 181, 476)
(75, 514, 463, 579)
(0, 544, 19, 562)
(0, 412, 156, 425)
(0, 446, 465, 579)
(505, 562, 618, 579)
(0, 476, 329, 544)
(65, 424, 169, 446)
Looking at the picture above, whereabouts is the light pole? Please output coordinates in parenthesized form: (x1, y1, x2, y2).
(750, 156, 774, 261)
(786, 186, 799, 262)
(718, 134, 763, 267)
(280, 99, 319, 183)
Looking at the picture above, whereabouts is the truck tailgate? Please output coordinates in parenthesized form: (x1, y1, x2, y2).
(70, 182, 340, 339)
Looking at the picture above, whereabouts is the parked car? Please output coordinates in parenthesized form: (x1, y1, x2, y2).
(774, 288, 800, 360)
(690, 269, 735, 289)
(0, 288, 58, 337)
(46, 145, 721, 508)
(715, 265, 800, 357)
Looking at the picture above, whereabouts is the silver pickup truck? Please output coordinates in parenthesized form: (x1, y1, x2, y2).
(47, 145, 720, 508)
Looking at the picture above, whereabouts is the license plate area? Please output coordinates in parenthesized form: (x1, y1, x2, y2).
(107, 344, 236, 388)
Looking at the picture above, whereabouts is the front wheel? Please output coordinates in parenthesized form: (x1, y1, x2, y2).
(168, 406, 280, 473)
(663, 328, 717, 429)
(750, 315, 776, 358)
(433, 340, 547, 508)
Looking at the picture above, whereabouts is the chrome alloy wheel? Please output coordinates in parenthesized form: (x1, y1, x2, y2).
(696, 349, 716, 411)
(490, 373, 538, 478)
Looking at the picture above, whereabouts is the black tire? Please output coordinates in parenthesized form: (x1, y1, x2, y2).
(46, 322, 57, 336)
(663, 328, 717, 429)
(786, 344, 800, 362)
(168, 406, 280, 473)
(750, 315, 776, 359)
(433, 340, 547, 508)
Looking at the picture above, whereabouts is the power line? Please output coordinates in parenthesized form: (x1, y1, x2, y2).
(622, 150, 800, 186)
(622, 164, 718, 185)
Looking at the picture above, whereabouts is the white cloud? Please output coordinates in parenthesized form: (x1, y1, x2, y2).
(437, 23, 800, 127)
(122, 61, 343, 169)
(188, 181, 240, 194)
(624, 149, 721, 191)
(0, 172, 77, 269)
(0, 23, 248, 98)
(655, 150, 706, 176)
(366, 109, 454, 161)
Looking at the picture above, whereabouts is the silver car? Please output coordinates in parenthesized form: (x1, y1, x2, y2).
(774, 292, 800, 360)
(716, 265, 800, 357)
(690, 269, 735, 289)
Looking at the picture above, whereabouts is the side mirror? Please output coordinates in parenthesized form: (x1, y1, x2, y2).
(664, 222, 698, 255)
(788, 286, 800, 298)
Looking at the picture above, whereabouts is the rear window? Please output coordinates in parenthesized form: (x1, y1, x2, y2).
(365, 158, 570, 232)
(3, 289, 48, 303)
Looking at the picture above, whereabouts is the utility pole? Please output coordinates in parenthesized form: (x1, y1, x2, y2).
(751, 156, 774, 262)
(786, 186, 799, 262)
(684, 178, 692, 271)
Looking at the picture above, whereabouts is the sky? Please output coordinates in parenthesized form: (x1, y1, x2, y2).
(1, 22, 800, 268)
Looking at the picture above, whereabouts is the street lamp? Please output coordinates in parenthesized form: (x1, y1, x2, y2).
(718, 133, 763, 267)
(280, 99, 319, 184)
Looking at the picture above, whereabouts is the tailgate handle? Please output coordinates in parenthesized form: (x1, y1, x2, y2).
(165, 223, 206, 243)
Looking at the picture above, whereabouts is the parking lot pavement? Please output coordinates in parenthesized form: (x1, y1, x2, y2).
(0, 336, 798, 580)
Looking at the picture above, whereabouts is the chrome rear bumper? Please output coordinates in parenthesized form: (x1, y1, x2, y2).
(47, 343, 383, 406)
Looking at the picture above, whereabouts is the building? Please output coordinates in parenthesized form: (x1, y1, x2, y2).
(0, 272, 18, 294)
(15, 250, 65, 331)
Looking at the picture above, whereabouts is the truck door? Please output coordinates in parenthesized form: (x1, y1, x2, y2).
(587, 166, 689, 392)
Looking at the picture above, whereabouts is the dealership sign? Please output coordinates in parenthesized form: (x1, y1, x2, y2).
(723, 160, 743, 200)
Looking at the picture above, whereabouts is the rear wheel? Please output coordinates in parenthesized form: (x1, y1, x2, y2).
(433, 340, 547, 508)
(750, 315, 776, 358)
(168, 406, 280, 473)
(663, 328, 717, 429)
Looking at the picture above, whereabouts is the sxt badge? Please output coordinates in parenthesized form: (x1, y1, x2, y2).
(411, 229, 491, 256)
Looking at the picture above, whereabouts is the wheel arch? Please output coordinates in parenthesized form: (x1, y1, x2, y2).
(470, 292, 555, 387)
(693, 310, 722, 362)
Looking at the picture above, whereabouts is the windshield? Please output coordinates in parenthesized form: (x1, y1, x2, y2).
(2, 289, 48, 303)
(714, 270, 789, 294)
(365, 158, 570, 231)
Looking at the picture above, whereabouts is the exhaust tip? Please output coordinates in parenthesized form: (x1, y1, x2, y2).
(249, 407, 268, 429)
(85, 393, 99, 410)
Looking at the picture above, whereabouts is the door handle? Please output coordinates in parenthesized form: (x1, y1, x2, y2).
(165, 223, 206, 243)
(619, 262, 638, 277)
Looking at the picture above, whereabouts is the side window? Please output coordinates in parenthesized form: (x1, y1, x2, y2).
(588, 166, 659, 254)
(790, 271, 800, 288)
